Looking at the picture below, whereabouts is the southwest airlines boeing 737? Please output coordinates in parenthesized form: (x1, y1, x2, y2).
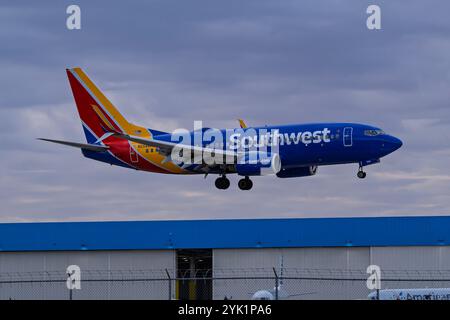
(39, 68, 402, 190)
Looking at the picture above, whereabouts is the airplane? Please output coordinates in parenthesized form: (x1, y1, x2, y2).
(251, 256, 316, 300)
(251, 286, 315, 300)
(39, 68, 403, 190)
(368, 288, 450, 300)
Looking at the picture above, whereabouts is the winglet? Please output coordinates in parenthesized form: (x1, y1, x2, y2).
(238, 119, 247, 129)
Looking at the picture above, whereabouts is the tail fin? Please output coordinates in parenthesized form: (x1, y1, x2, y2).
(66, 68, 150, 143)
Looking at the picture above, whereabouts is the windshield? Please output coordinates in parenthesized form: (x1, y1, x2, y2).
(364, 129, 385, 137)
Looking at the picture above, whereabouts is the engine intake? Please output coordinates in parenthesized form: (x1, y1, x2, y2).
(276, 166, 318, 178)
(236, 153, 281, 176)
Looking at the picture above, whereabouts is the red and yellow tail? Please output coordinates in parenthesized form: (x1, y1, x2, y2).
(66, 67, 185, 174)
(66, 68, 150, 143)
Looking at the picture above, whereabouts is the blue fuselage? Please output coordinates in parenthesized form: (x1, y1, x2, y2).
(155, 123, 402, 173)
(258, 123, 402, 168)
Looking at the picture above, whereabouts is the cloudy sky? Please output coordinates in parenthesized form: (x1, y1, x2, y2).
(0, 1, 449, 222)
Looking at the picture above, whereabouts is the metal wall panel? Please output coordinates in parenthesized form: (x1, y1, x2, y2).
(213, 247, 370, 300)
(214, 247, 370, 270)
(0, 250, 175, 272)
(0, 250, 175, 300)
(371, 246, 449, 270)
(437, 247, 450, 269)
(2, 246, 450, 300)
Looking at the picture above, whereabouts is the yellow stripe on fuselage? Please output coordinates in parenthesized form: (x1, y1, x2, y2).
(131, 142, 190, 174)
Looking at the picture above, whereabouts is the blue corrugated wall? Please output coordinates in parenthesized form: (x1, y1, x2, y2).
(0, 216, 449, 252)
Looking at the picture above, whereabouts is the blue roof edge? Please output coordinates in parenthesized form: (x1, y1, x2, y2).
(0, 216, 449, 252)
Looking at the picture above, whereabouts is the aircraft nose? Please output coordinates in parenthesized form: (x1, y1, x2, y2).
(390, 136, 403, 151)
(382, 135, 403, 154)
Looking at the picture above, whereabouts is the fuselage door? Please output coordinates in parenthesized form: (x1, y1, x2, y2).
(343, 127, 353, 147)
(130, 145, 139, 163)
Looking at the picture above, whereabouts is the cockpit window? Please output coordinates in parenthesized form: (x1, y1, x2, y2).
(364, 129, 385, 136)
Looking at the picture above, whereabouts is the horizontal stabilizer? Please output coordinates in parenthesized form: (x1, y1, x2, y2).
(38, 138, 109, 152)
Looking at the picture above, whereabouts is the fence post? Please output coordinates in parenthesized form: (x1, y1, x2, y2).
(67, 272, 73, 301)
(272, 267, 279, 300)
(165, 269, 172, 300)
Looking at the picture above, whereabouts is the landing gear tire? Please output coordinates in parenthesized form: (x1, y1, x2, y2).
(238, 177, 253, 190)
(215, 176, 230, 190)
(357, 170, 367, 179)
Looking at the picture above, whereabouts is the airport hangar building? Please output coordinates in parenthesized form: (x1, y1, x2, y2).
(1, 216, 450, 300)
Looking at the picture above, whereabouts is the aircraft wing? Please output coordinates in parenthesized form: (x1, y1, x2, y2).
(114, 133, 240, 164)
(38, 138, 109, 152)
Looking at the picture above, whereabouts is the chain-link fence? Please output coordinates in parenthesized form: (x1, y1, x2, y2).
(1, 268, 450, 300)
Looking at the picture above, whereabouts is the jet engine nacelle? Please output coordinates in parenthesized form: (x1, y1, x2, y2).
(236, 152, 281, 176)
(276, 165, 318, 178)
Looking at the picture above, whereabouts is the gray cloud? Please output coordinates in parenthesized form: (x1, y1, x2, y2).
(1, 0, 450, 222)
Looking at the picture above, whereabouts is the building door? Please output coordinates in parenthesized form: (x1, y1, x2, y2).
(343, 127, 353, 147)
(176, 249, 212, 300)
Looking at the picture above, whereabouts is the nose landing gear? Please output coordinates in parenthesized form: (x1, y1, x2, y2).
(238, 177, 253, 190)
(357, 165, 367, 179)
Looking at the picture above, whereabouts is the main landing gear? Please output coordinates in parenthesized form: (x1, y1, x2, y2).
(238, 177, 253, 191)
(214, 175, 253, 190)
(357, 165, 367, 179)
(215, 175, 230, 190)
(216, 175, 230, 190)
